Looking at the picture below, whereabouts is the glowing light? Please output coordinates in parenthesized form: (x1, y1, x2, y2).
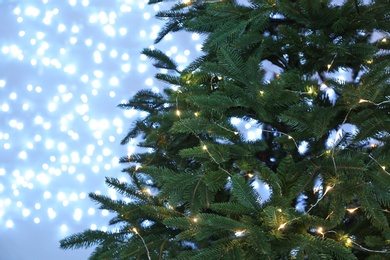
(85, 39, 92, 46)
(1, 103, 9, 112)
(19, 151, 27, 160)
(88, 208, 95, 215)
(43, 191, 52, 199)
(6, 220, 14, 228)
(138, 64, 147, 73)
(109, 49, 118, 58)
(121, 63, 131, 72)
(119, 27, 127, 35)
(103, 25, 115, 37)
(76, 174, 85, 182)
(36, 173, 50, 186)
(58, 24, 66, 32)
(278, 223, 286, 230)
(235, 230, 245, 237)
(64, 65, 76, 74)
(61, 224, 68, 232)
(69, 37, 77, 44)
(192, 33, 200, 40)
(25, 6, 40, 17)
(22, 208, 31, 217)
(73, 208, 83, 221)
(109, 77, 119, 86)
(93, 51, 102, 63)
(45, 140, 54, 149)
(325, 186, 332, 193)
(97, 43, 106, 51)
(48, 208, 56, 219)
(346, 207, 359, 213)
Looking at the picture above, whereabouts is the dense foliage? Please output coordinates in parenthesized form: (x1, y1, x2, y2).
(60, 0, 390, 259)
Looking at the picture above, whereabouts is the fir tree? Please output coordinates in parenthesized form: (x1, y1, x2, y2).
(60, 0, 390, 259)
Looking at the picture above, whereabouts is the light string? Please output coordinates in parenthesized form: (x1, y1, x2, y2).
(315, 228, 390, 254)
(306, 185, 333, 213)
(359, 98, 390, 106)
(368, 155, 389, 175)
(131, 228, 152, 260)
(170, 73, 388, 252)
(276, 185, 334, 231)
(175, 90, 233, 177)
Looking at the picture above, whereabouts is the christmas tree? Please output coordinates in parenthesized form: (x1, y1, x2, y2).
(60, 0, 390, 259)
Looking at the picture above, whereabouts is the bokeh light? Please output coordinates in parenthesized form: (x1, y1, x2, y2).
(0, 0, 202, 259)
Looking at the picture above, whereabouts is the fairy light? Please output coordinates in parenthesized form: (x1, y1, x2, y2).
(278, 222, 287, 230)
(307, 185, 333, 213)
(381, 38, 387, 43)
(260, 129, 299, 149)
(192, 217, 198, 223)
(317, 227, 324, 236)
(176, 110, 181, 116)
(132, 227, 138, 234)
(202, 145, 207, 150)
(369, 155, 390, 175)
(346, 207, 359, 213)
(234, 230, 246, 237)
(307, 87, 315, 94)
(131, 227, 151, 260)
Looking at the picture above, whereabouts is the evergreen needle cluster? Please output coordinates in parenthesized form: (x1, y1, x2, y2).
(60, 0, 390, 259)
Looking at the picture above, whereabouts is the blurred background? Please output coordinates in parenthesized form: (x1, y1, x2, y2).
(0, 0, 204, 259)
